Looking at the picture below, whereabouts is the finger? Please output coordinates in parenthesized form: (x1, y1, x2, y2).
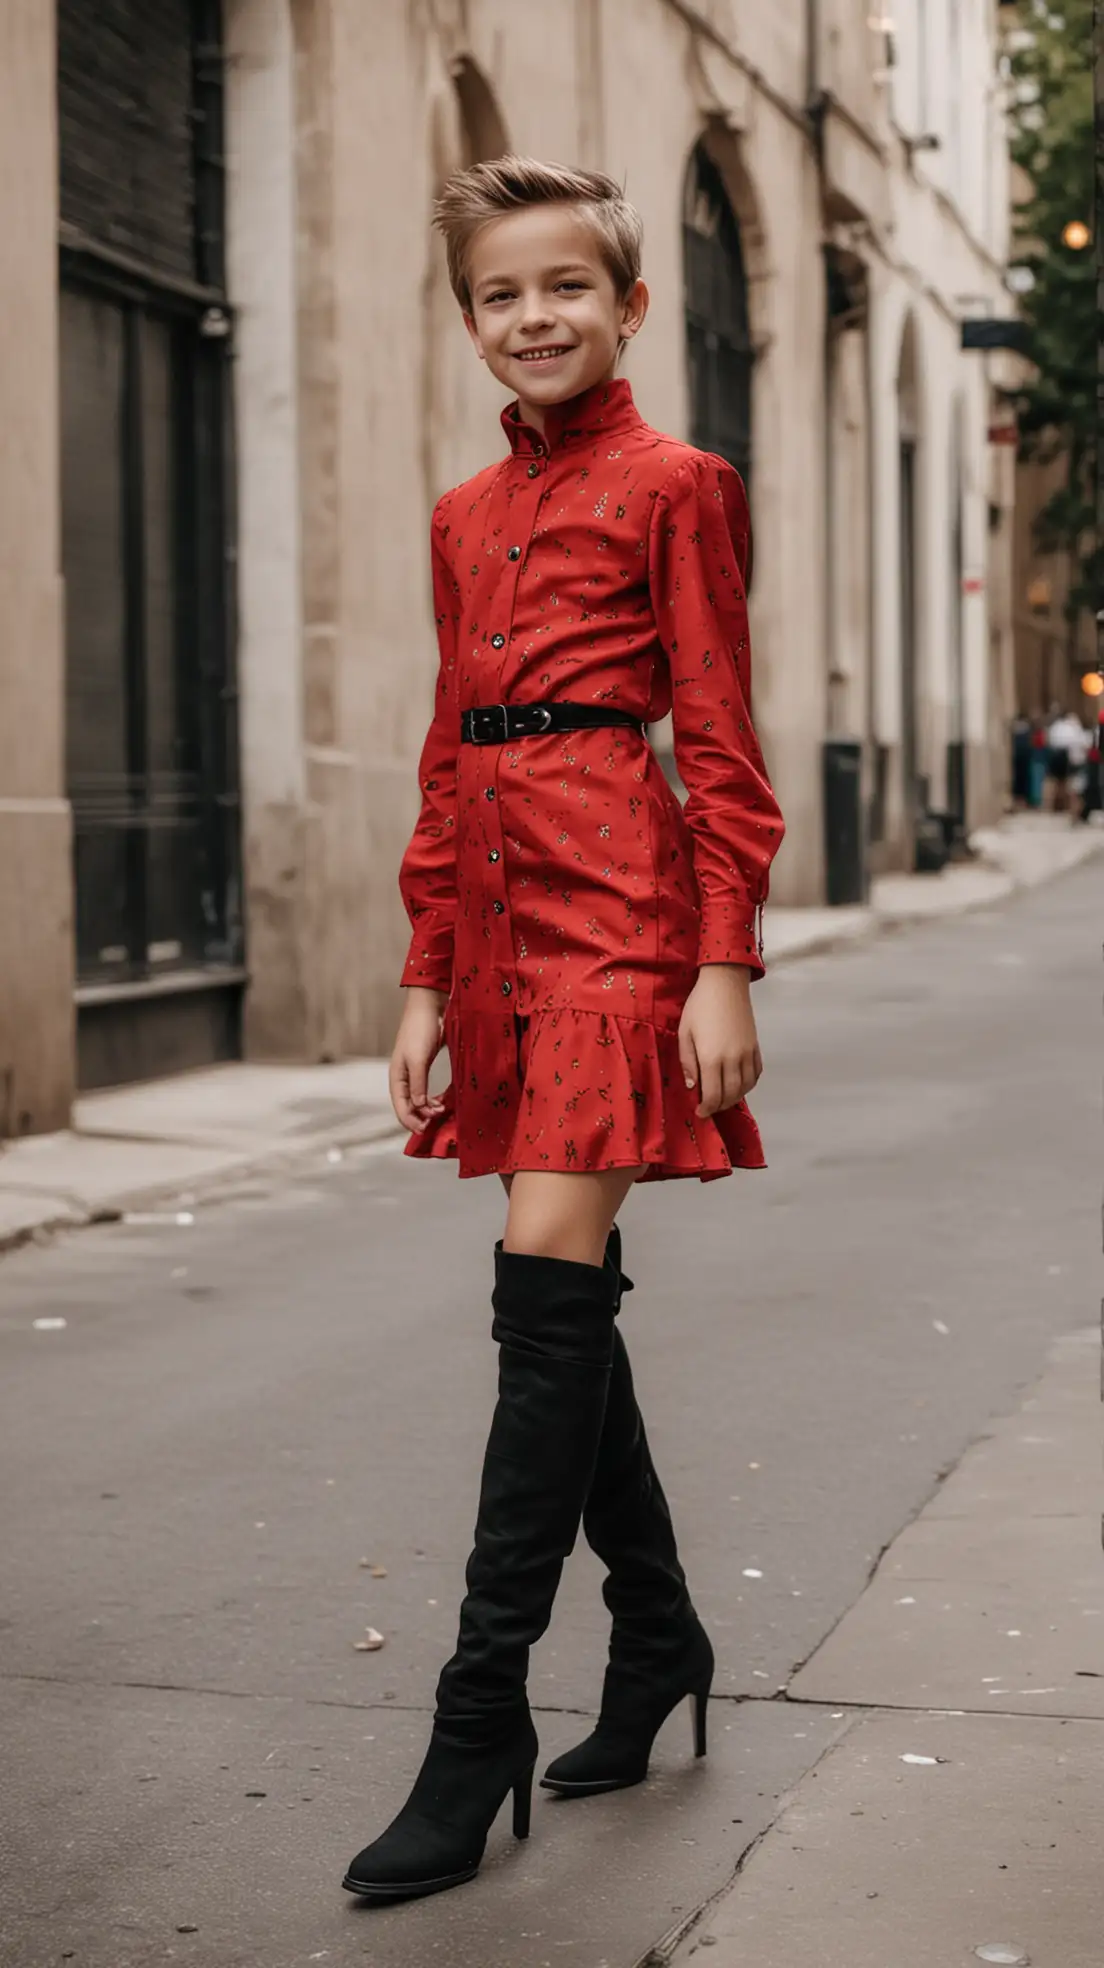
(737, 1049, 761, 1100)
(389, 1055, 421, 1133)
(751, 1044, 764, 1090)
(678, 1024, 700, 1096)
(407, 1050, 430, 1117)
(697, 1056, 724, 1118)
(718, 1058, 744, 1111)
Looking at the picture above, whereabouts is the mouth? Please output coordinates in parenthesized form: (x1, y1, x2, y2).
(511, 346, 575, 366)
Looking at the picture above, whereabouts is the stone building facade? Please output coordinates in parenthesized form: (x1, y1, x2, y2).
(1012, 451, 1097, 717)
(0, 0, 1018, 1135)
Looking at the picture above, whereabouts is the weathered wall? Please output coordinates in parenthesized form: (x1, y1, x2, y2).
(225, 0, 312, 1061)
(0, 1, 73, 1134)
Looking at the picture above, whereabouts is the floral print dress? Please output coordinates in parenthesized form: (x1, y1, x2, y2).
(399, 378, 784, 1182)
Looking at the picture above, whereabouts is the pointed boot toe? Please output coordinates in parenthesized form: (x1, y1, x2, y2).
(342, 1813, 483, 1903)
(541, 1730, 650, 1796)
(542, 1621, 713, 1798)
(342, 1719, 537, 1904)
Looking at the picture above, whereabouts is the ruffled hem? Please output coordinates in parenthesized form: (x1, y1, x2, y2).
(404, 1005, 766, 1182)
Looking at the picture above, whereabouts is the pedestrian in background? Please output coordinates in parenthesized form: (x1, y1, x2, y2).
(1045, 703, 1088, 814)
(1078, 721, 1102, 822)
(342, 158, 783, 1905)
(1027, 711, 1049, 809)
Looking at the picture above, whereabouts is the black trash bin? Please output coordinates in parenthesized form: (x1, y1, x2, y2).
(822, 739, 868, 906)
(914, 811, 949, 873)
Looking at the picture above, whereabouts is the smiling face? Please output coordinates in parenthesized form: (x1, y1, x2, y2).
(463, 203, 648, 430)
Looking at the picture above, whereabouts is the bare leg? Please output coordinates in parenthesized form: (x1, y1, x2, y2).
(502, 1167, 642, 1267)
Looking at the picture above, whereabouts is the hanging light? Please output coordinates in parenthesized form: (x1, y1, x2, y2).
(1081, 673, 1104, 697)
(1062, 220, 1091, 250)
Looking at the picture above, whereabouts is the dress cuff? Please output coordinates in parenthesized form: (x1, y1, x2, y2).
(696, 897, 765, 978)
(400, 913, 454, 992)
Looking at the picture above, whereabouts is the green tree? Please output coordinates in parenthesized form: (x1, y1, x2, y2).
(1005, 0, 1097, 660)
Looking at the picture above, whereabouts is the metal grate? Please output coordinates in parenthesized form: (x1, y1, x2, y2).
(58, 0, 200, 284)
(58, 0, 241, 994)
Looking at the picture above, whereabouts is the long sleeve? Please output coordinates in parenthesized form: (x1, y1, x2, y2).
(398, 511, 461, 990)
(648, 454, 784, 977)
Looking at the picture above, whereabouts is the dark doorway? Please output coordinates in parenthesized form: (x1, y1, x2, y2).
(946, 408, 967, 831)
(682, 144, 753, 488)
(57, 0, 242, 1088)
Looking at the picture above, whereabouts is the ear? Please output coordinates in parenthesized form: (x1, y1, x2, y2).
(463, 310, 486, 361)
(618, 279, 649, 346)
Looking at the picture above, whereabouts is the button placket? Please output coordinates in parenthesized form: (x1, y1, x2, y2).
(479, 444, 549, 1009)
(492, 460, 542, 694)
(479, 750, 517, 1000)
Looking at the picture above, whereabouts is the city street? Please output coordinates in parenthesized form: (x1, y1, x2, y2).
(1, 862, 1098, 1968)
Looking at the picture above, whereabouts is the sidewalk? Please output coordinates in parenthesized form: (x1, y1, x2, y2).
(764, 808, 1103, 965)
(0, 813, 1098, 1253)
(665, 1325, 1103, 1968)
(0, 1058, 397, 1252)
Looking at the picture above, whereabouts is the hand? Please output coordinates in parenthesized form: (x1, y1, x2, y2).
(390, 987, 448, 1133)
(678, 964, 763, 1118)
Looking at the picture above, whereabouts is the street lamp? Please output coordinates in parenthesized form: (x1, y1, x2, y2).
(1062, 220, 1091, 250)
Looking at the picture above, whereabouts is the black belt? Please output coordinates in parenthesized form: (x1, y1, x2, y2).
(461, 702, 644, 746)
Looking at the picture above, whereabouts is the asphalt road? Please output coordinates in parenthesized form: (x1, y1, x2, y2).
(1, 864, 1098, 1968)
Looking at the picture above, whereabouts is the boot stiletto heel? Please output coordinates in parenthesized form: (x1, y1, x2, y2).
(512, 1763, 535, 1840)
(689, 1682, 709, 1759)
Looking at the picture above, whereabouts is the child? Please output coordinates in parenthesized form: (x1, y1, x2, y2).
(343, 157, 784, 1904)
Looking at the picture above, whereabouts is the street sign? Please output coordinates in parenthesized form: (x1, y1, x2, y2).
(960, 319, 1032, 352)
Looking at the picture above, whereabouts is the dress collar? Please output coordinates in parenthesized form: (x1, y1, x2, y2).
(500, 376, 641, 456)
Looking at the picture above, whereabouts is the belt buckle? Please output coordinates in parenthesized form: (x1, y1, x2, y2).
(471, 704, 509, 746)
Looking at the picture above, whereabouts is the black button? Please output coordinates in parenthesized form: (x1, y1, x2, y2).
(491, 633, 506, 649)
(527, 462, 541, 479)
(501, 980, 512, 997)
(508, 546, 521, 561)
(488, 850, 500, 863)
(493, 900, 505, 915)
(485, 787, 495, 801)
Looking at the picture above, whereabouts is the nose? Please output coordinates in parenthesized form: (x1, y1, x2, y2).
(517, 289, 556, 333)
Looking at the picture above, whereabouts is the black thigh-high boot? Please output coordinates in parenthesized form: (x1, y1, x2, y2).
(343, 1247, 616, 1901)
(541, 1228, 713, 1796)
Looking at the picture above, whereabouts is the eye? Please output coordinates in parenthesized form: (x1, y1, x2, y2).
(556, 281, 588, 293)
(484, 289, 515, 305)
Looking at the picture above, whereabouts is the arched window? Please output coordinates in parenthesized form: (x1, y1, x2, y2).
(425, 57, 511, 497)
(450, 56, 509, 168)
(682, 143, 753, 485)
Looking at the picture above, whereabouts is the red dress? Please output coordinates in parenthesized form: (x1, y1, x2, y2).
(399, 378, 784, 1182)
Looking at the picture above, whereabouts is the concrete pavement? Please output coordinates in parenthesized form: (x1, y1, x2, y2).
(0, 857, 1099, 1967)
(668, 1328, 1103, 1967)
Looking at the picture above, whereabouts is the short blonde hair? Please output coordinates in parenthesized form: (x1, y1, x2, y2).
(434, 155, 643, 312)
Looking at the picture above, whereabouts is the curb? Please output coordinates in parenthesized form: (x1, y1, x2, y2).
(0, 1110, 406, 1259)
